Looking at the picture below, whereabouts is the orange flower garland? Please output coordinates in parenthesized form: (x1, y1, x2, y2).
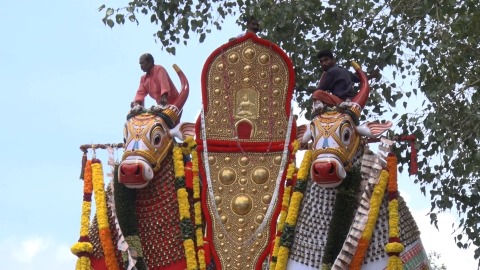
(270, 140, 299, 270)
(92, 159, 120, 270)
(71, 159, 94, 270)
(350, 169, 389, 269)
(386, 153, 404, 269)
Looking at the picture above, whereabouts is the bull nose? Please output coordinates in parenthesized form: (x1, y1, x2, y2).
(120, 163, 141, 176)
(313, 162, 336, 176)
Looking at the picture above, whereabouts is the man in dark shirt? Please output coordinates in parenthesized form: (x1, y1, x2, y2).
(307, 49, 380, 103)
(316, 49, 358, 100)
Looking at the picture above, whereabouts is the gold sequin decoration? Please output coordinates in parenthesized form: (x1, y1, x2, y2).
(243, 48, 256, 60)
(229, 53, 239, 63)
(219, 167, 237, 185)
(251, 167, 269, 184)
(203, 152, 283, 270)
(205, 39, 290, 142)
(258, 53, 270, 64)
(231, 194, 253, 215)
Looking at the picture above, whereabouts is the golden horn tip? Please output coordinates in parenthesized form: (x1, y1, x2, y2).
(172, 64, 181, 72)
(351, 61, 361, 70)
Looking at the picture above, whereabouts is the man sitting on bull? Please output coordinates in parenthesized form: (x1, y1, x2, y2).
(306, 49, 381, 108)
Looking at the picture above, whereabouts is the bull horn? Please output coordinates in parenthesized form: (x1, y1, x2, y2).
(172, 64, 189, 110)
(350, 61, 370, 110)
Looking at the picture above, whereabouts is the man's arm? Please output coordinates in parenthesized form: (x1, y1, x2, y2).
(132, 77, 147, 106)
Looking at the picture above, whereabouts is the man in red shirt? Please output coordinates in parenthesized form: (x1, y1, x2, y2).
(131, 53, 179, 107)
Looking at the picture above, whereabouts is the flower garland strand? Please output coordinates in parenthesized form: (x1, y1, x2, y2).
(92, 159, 120, 270)
(71, 159, 94, 270)
(173, 144, 199, 270)
(385, 153, 404, 269)
(184, 136, 207, 270)
(269, 140, 299, 270)
(274, 149, 313, 270)
(350, 169, 390, 269)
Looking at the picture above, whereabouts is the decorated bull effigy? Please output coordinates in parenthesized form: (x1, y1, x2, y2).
(71, 66, 205, 270)
(71, 31, 431, 270)
(276, 65, 431, 270)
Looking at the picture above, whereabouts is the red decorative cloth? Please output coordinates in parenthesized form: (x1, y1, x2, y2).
(312, 90, 345, 107)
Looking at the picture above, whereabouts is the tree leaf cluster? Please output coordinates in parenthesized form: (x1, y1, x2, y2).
(100, 0, 480, 262)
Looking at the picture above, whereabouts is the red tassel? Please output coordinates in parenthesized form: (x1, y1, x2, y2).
(409, 141, 418, 175)
(79, 152, 87, 180)
(398, 135, 418, 176)
(185, 161, 193, 189)
(203, 238, 211, 264)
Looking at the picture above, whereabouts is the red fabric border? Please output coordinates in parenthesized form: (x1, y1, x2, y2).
(197, 149, 218, 268)
(196, 139, 286, 152)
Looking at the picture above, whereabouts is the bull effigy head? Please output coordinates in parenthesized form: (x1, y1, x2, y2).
(118, 65, 194, 188)
(300, 62, 392, 188)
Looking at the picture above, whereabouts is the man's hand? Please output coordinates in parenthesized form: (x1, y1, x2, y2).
(131, 101, 142, 108)
(160, 94, 168, 106)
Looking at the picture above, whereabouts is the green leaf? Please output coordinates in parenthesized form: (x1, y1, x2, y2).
(106, 8, 114, 16)
(115, 14, 125, 24)
(106, 19, 114, 28)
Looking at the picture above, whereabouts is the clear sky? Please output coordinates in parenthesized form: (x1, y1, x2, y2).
(0, 1, 477, 269)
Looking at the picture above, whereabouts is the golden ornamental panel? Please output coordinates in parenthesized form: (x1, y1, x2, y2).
(204, 152, 285, 270)
(205, 40, 290, 141)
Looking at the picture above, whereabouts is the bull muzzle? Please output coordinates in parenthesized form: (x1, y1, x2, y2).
(118, 158, 154, 189)
(310, 157, 346, 188)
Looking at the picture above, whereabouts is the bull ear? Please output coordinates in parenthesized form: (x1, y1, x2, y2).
(297, 124, 308, 141)
(297, 124, 311, 149)
(356, 121, 393, 138)
(170, 122, 196, 140)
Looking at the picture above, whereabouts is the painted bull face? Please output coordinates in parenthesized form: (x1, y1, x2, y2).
(301, 111, 392, 188)
(308, 110, 361, 187)
(119, 113, 174, 188)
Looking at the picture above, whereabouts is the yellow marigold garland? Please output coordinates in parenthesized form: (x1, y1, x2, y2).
(274, 148, 313, 270)
(189, 142, 207, 270)
(350, 169, 389, 269)
(270, 140, 299, 270)
(386, 153, 404, 270)
(92, 160, 120, 270)
(71, 159, 93, 270)
(173, 142, 200, 270)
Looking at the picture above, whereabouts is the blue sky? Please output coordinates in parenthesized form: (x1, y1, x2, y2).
(0, 1, 477, 269)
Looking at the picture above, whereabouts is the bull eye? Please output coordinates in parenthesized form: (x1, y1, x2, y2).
(340, 123, 353, 145)
(150, 125, 166, 147)
(343, 130, 350, 141)
(153, 135, 161, 145)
